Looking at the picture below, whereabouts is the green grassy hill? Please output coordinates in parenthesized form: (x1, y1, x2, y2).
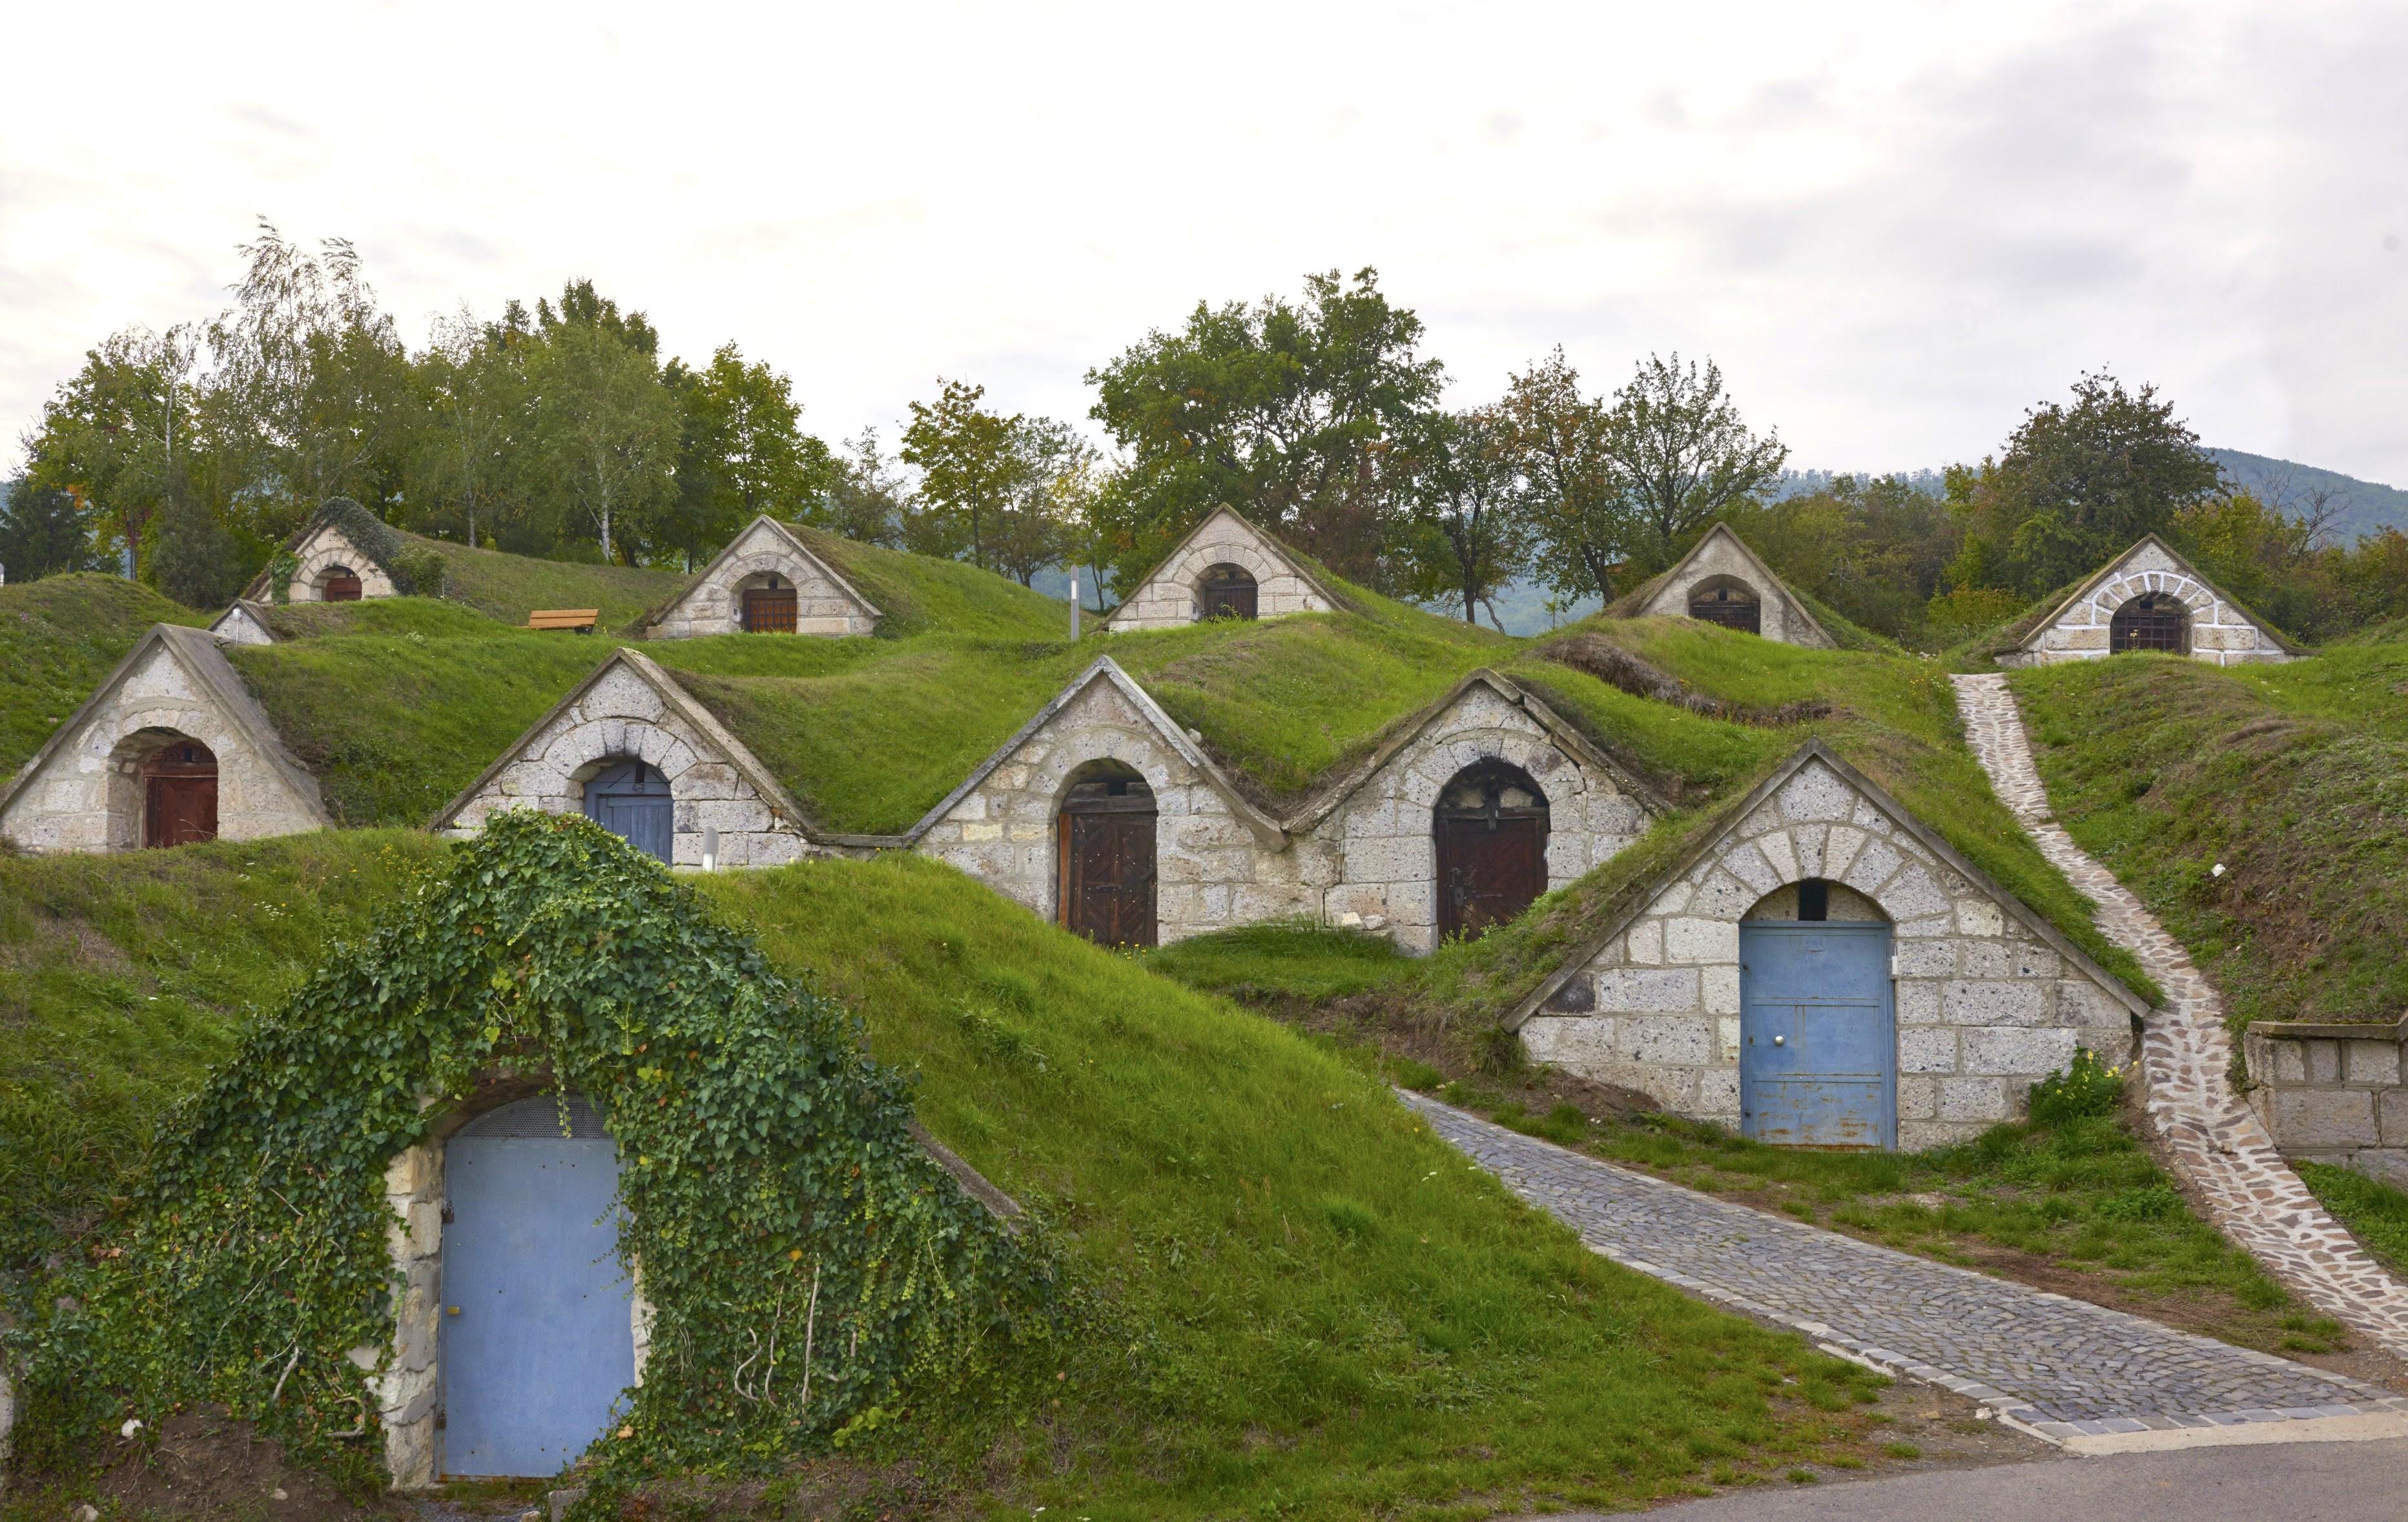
(0, 575, 209, 776)
(411, 530, 687, 632)
(0, 834, 1893, 1516)
(2012, 651, 2408, 1029)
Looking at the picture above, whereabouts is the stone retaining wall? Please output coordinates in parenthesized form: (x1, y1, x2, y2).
(2243, 1018, 2408, 1186)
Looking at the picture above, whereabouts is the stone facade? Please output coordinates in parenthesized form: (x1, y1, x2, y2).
(284, 520, 397, 603)
(1299, 676, 1656, 952)
(432, 650, 812, 869)
(2243, 1019, 2408, 1187)
(1105, 506, 1338, 631)
(1627, 524, 1835, 648)
(1513, 745, 2144, 1149)
(910, 661, 1656, 951)
(209, 600, 276, 646)
(2001, 535, 2293, 668)
(646, 517, 880, 639)
(911, 663, 1306, 940)
(0, 625, 330, 854)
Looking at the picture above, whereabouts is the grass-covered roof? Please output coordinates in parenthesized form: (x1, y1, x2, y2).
(0, 573, 209, 776)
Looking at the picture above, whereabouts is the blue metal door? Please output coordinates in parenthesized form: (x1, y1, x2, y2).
(1739, 923, 1895, 1148)
(441, 1097, 635, 1478)
(583, 760, 672, 863)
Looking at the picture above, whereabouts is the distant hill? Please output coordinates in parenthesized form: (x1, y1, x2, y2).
(2203, 449, 2408, 542)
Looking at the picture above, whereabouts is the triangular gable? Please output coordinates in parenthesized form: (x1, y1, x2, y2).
(1104, 504, 1341, 629)
(1501, 739, 2149, 1029)
(1284, 667, 1670, 833)
(2009, 533, 2303, 659)
(240, 500, 402, 602)
(209, 599, 278, 645)
(0, 622, 332, 828)
(898, 655, 1286, 846)
(1610, 524, 1835, 647)
(644, 515, 882, 636)
(427, 648, 814, 834)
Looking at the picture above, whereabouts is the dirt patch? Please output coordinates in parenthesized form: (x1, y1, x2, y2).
(23, 1409, 409, 1521)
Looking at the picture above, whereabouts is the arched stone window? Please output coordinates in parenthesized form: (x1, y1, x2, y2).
(1434, 759, 1549, 942)
(322, 564, 364, 602)
(1056, 760, 1157, 947)
(1687, 575, 1761, 633)
(1738, 881, 1895, 1147)
(737, 571, 799, 633)
(582, 759, 673, 862)
(139, 735, 219, 848)
(1197, 563, 1259, 621)
(2110, 592, 2188, 654)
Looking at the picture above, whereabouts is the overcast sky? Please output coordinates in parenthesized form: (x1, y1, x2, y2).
(5, 1, 2405, 485)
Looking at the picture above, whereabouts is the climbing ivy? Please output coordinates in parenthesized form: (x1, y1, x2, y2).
(5, 812, 1064, 1489)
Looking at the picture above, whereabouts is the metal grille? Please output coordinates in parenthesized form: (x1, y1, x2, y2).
(1689, 585, 1761, 633)
(459, 1095, 611, 1138)
(2110, 595, 2188, 653)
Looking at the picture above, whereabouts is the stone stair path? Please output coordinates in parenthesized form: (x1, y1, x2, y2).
(1401, 1091, 2408, 1450)
(1951, 672, 2408, 1355)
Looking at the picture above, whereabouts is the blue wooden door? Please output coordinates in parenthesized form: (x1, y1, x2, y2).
(442, 1098, 635, 1478)
(1739, 923, 1895, 1148)
(583, 760, 672, 863)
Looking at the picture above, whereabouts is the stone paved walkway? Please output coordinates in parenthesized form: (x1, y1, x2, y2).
(1401, 1091, 2408, 1445)
(1951, 672, 2408, 1355)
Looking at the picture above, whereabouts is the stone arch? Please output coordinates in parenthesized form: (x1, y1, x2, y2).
(1055, 757, 1158, 947)
(1687, 574, 1762, 633)
(105, 725, 228, 852)
(732, 563, 801, 633)
(1741, 877, 1889, 923)
(1433, 757, 1550, 942)
(1394, 729, 1583, 813)
(2109, 590, 2190, 654)
(1195, 561, 1259, 620)
(1734, 877, 1897, 1147)
(319, 563, 365, 601)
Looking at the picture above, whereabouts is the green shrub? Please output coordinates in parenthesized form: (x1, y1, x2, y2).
(2027, 1048, 2125, 1126)
(388, 545, 448, 598)
(266, 550, 300, 603)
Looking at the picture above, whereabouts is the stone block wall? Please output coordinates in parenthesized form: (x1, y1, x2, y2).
(438, 661, 809, 870)
(1107, 511, 1334, 630)
(647, 521, 877, 639)
(2243, 1020, 2408, 1186)
(210, 602, 275, 646)
(374, 1142, 445, 1487)
(1310, 683, 1652, 952)
(288, 524, 397, 602)
(1634, 530, 1831, 647)
(1518, 756, 2137, 1149)
(914, 677, 1320, 941)
(2005, 540, 2290, 667)
(0, 637, 325, 854)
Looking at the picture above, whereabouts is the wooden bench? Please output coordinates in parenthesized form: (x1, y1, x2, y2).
(524, 608, 601, 633)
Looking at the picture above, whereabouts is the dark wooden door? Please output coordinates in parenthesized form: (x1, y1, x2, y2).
(1436, 814, 1544, 941)
(1058, 807, 1157, 947)
(1689, 586, 1760, 633)
(1200, 581, 1257, 620)
(324, 570, 364, 602)
(742, 588, 799, 632)
(142, 741, 218, 848)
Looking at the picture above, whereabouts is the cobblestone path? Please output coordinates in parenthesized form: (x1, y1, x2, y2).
(1952, 672, 2408, 1355)
(1401, 1091, 2408, 1444)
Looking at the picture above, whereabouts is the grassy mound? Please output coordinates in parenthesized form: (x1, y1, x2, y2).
(2011, 653, 2408, 1028)
(0, 834, 1893, 1516)
(787, 524, 1074, 641)
(0, 574, 208, 776)
(413, 531, 686, 632)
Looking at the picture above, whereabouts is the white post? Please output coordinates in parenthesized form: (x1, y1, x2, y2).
(1070, 573, 1081, 640)
(702, 826, 719, 872)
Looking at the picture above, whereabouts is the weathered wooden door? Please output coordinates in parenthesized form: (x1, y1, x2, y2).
(1436, 814, 1545, 941)
(142, 740, 218, 848)
(1688, 582, 1760, 633)
(1739, 922, 1894, 1148)
(1058, 788, 1157, 947)
(1199, 567, 1258, 621)
(583, 759, 674, 863)
(324, 569, 364, 602)
(440, 1096, 633, 1478)
(742, 586, 799, 632)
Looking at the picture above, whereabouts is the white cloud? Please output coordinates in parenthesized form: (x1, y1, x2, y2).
(4, 0, 2404, 483)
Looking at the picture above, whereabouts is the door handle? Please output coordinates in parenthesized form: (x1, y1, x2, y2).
(446, 1306, 460, 1317)
(1772, 1035, 1785, 1046)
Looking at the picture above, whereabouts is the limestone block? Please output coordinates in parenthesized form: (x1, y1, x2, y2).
(1778, 765, 1855, 824)
(1756, 828, 1799, 884)
(1897, 1075, 1939, 1121)
(1822, 826, 1866, 883)
(2270, 1039, 2308, 1084)
(2272, 1089, 2380, 1149)
(1899, 1028, 1959, 1075)
(1895, 940, 1955, 977)
(1899, 1120, 1964, 1152)
(1882, 865, 1949, 923)
(2377, 1089, 2408, 1146)
(2308, 1040, 2343, 1084)
(1942, 980, 2048, 1028)
(1961, 1026, 2077, 1076)
(1664, 916, 1737, 963)
(2351, 1149, 2408, 1188)
(1624, 918, 1665, 965)
(1722, 841, 1780, 896)
(1596, 967, 1700, 1013)
(1718, 1016, 1742, 1060)
(1896, 980, 1940, 1025)
(1696, 1067, 1740, 1116)
(1842, 838, 1902, 896)
(1939, 1076, 2007, 1122)
(1791, 825, 1829, 877)
(1519, 1015, 1614, 1067)
(1955, 899, 2004, 937)
(2346, 1040, 2402, 1087)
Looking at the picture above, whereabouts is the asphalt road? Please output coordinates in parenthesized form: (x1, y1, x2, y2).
(1620, 1437, 2408, 1521)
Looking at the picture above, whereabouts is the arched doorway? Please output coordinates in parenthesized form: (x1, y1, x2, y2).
(141, 737, 218, 848)
(1434, 760, 1549, 942)
(2110, 592, 2188, 654)
(440, 1095, 634, 1477)
(1197, 563, 1259, 621)
(1738, 879, 1893, 1147)
(322, 565, 364, 602)
(583, 759, 673, 863)
(1056, 761, 1157, 947)
(739, 572, 799, 633)
(1687, 576, 1761, 633)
